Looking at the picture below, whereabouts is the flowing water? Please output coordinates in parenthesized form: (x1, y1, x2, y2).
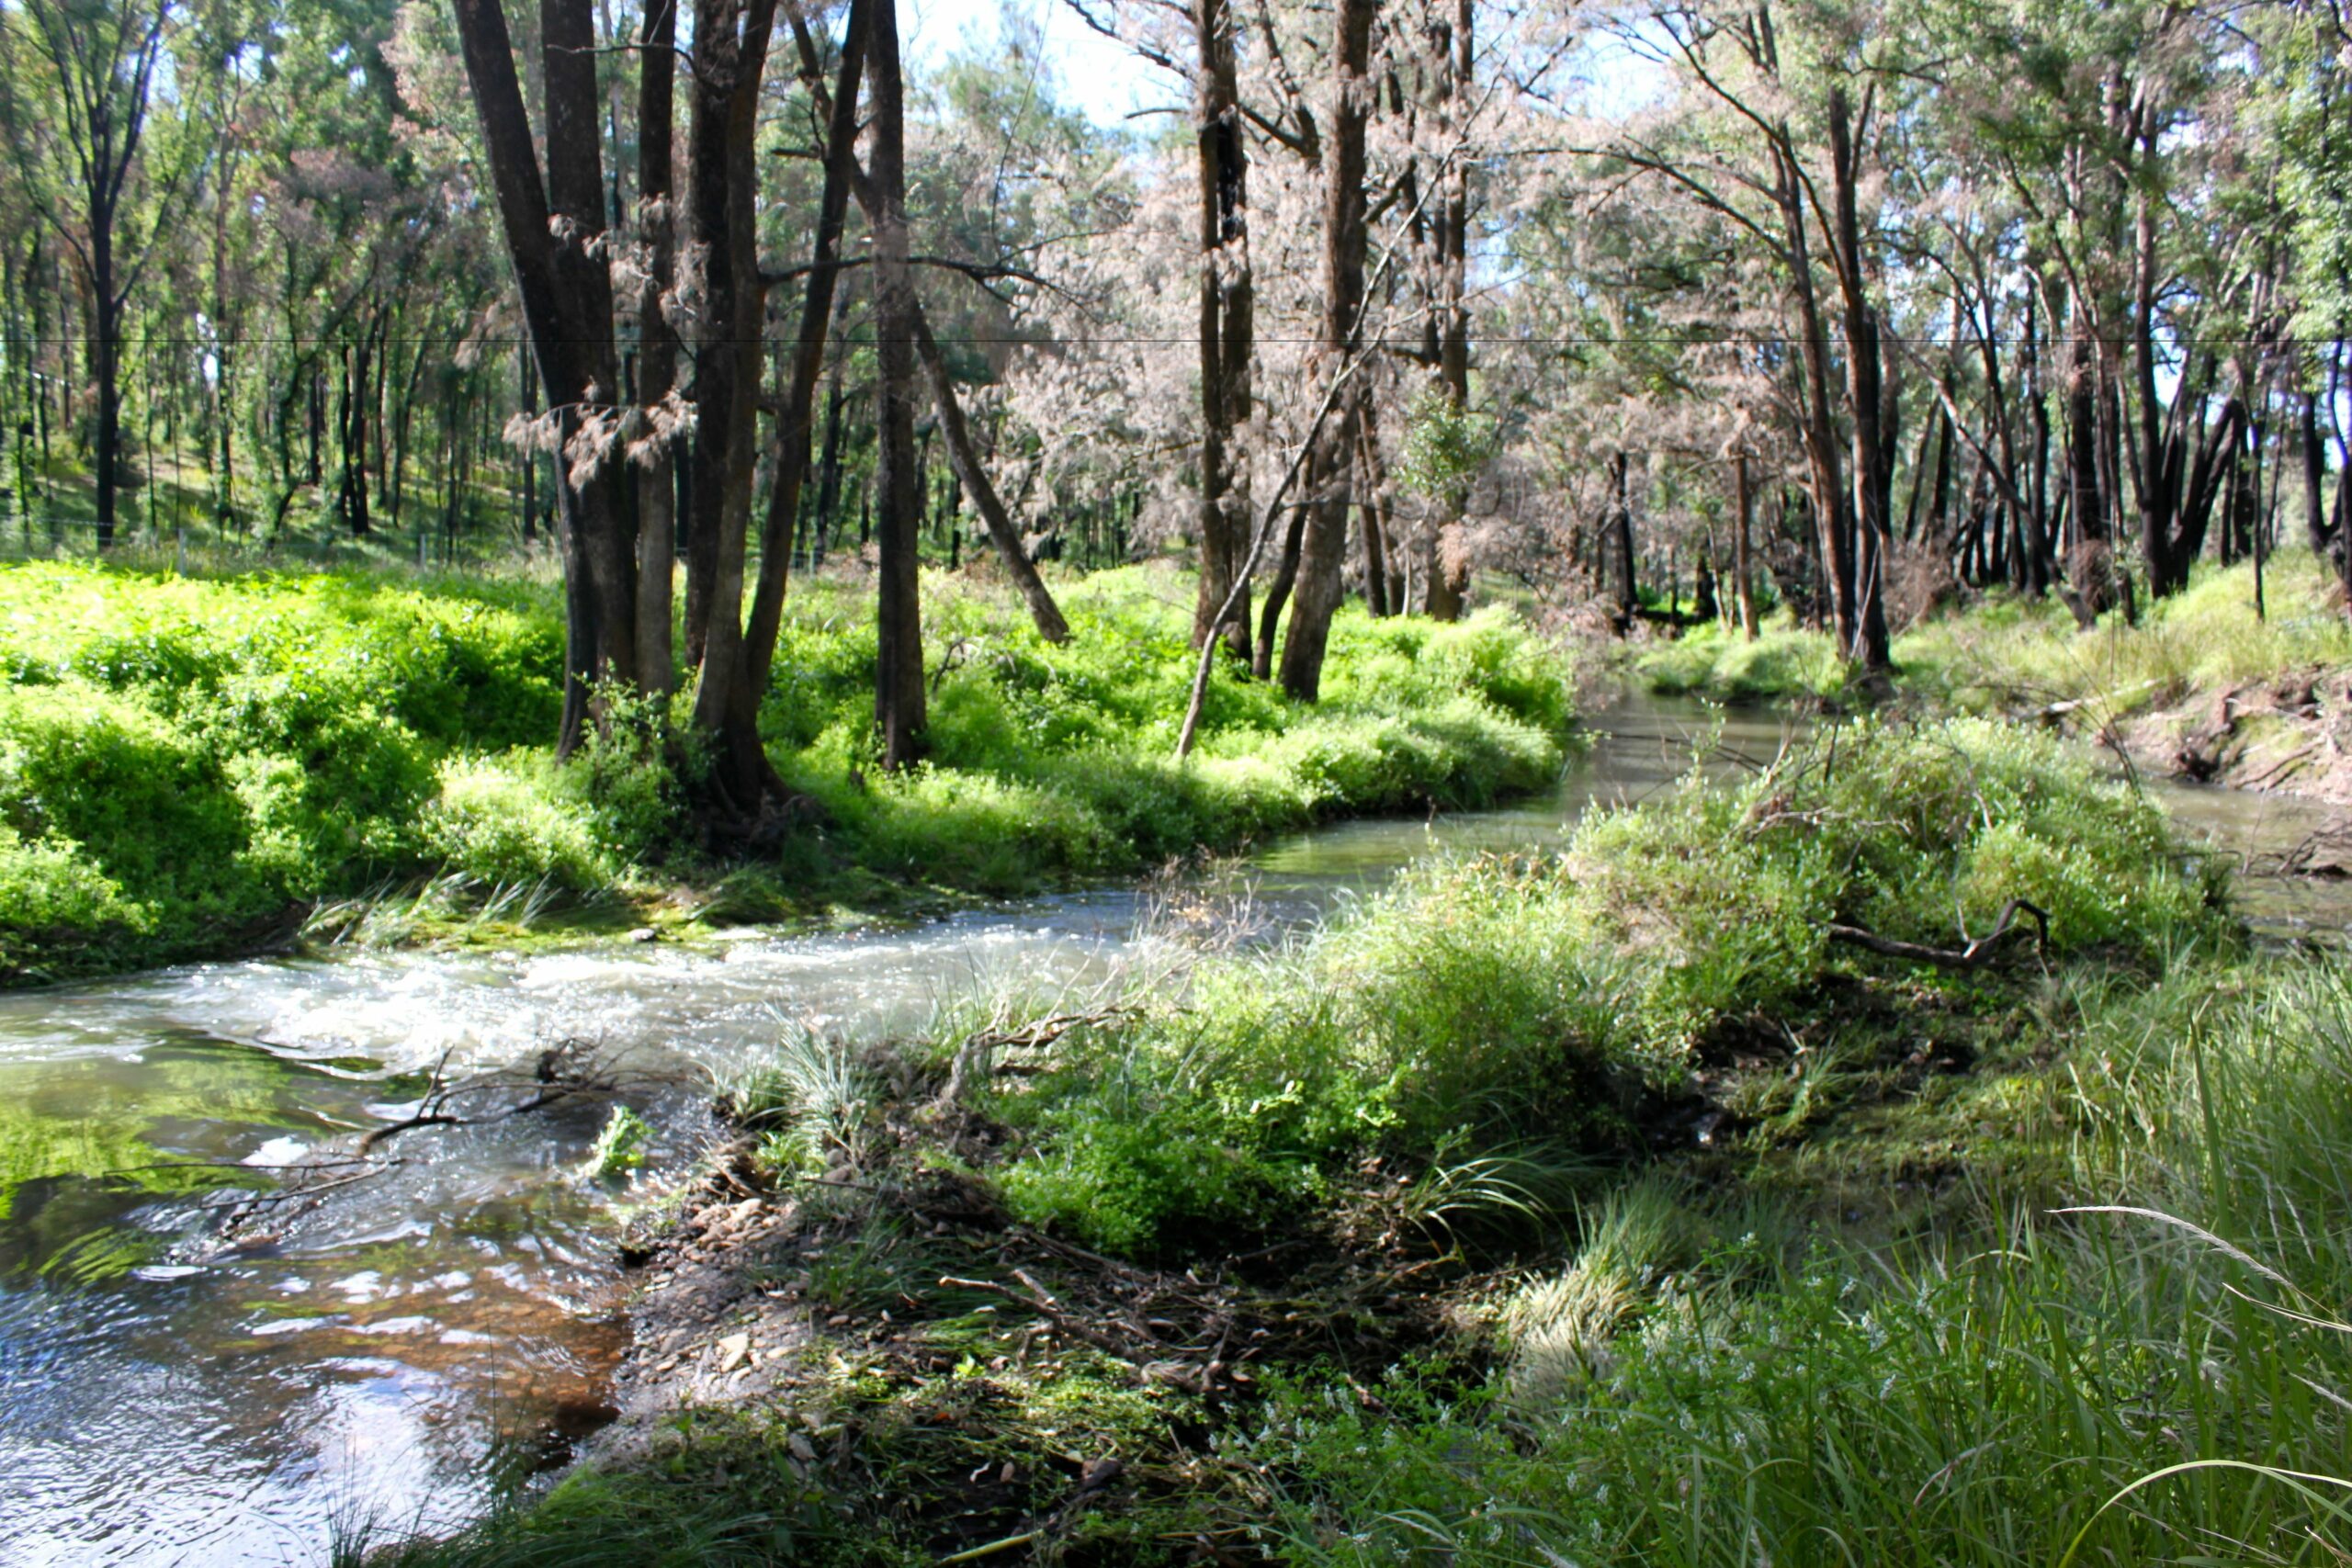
(2, 696, 2346, 1565)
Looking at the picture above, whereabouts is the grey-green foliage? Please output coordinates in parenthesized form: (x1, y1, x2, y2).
(2258, 1, 2352, 341)
(1395, 387, 1497, 512)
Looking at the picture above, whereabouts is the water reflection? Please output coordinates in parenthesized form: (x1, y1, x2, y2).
(0, 909, 1135, 1564)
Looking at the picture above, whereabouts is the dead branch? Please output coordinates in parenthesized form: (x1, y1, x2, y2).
(1828, 897, 2050, 970)
(356, 1039, 647, 1153)
(935, 1007, 1138, 1109)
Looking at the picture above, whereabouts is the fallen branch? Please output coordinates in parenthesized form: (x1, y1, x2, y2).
(1828, 898, 2050, 970)
(356, 1039, 642, 1153)
(935, 1007, 1137, 1109)
(938, 1272, 1146, 1359)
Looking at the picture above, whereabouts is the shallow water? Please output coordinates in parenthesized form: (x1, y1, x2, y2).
(2, 695, 2346, 1564)
(0, 906, 1138, 1565)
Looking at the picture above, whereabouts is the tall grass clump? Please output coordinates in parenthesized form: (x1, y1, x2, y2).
(978, 716, 2221, 1258)
(1247, 957, 2352, 1567)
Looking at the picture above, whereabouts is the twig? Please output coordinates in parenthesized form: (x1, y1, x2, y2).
(936, 1529, 1043, 1563)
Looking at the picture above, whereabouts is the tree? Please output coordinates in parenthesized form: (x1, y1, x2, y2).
(1273, 0, 1375, 702)
(677, 0, 781, 802)
(866, 0, 925, 766)
(448, 0, 638, 754)
(1191, 0, 1253, 657)
(0, 0, 203, 547)
(634, 0, 681, 698)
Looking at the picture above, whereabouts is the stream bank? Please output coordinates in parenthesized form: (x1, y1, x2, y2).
(402, 704, 2352, 1568)
(7, 696, 2350, 1565)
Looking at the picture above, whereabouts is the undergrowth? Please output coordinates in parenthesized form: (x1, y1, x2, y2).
(1637, 548, 2352, 714)
(0, 560, 1574, 980)
(977, 716, 2223, 1258)
(1252, 953, 2352, 1567)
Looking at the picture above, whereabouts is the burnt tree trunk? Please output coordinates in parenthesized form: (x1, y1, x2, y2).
(868, 0, 926, 766)
(633, 0, 679, 699)
(1609, 450, 1636, 624)
(682, 0, 777, 726)
(450, 0, 637, 757)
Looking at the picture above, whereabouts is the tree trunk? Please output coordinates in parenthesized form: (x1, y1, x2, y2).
(345, 328, 373, 536)
(450, 0, 635, 757)
(1254, 504, 1306, 679)
(90, 224, 119, 548)
(1421, 0, 1474, 624)
(1774, 141, 1857, 660)
(1733, 453, 1758, 638)
(541, 0, 637, 713)
(1276, 0, 1375, 703)
(868, 0, 925, 766)
(729, 0, 872, 790)
(1609, 450, 1636, 624)
(2303, 389, 2330, 557)
(1357, 414, 1390, 617)
(1190, 0, 1253, 658)
(634, 0, 679, 700)
(1823, 86, 1891, 667)
(682, 0, 776, 724)
(813, 308, 849, 564)
(910, 305, 1068, 641)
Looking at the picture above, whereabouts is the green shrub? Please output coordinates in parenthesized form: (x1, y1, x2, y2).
(0, 682, 267, 945)
(994, 1103, 1323, 1257)
(0, 561, 573, 970)
(979, 717, 2219, 1257)
(421, 753, 615, 889)
(0, 558, 1579, 976)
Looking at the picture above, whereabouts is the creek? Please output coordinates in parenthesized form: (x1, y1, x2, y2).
(1, 695, 2344, 1565)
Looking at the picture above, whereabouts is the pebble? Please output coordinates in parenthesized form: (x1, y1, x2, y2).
(717, 1332, 752, 1372)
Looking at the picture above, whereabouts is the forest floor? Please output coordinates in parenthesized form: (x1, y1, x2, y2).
(356, 708, 2352, 1568)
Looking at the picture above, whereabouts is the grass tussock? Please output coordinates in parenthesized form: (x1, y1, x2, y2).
(1252, 953, 2352, 1567)
(0, 559, 1575, 979)
(975, 716, 2222, 1258)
